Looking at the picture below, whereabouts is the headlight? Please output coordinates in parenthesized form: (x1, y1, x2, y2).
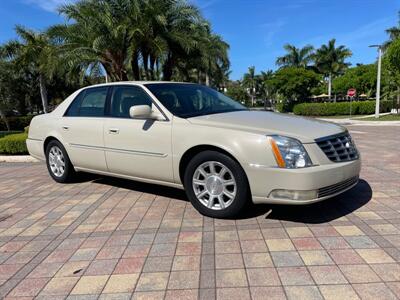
(268, 135, 312, 168)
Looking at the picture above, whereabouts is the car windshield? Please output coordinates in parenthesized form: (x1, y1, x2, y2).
(145, 83, 247, 118)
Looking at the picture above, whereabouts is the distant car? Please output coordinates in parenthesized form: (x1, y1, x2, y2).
(27, 82, 361, 218)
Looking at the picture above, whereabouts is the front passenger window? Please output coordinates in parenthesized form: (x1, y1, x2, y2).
(111, 86, 153, 118)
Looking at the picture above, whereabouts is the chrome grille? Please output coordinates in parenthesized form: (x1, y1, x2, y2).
(315, 132, 359, 162)
(318, 176, 359, 198)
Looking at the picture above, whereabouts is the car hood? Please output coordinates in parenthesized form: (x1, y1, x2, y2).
(187, 110, 345, 143)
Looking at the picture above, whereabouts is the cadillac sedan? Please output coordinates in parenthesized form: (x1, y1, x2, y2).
(27, 82, 361, 218)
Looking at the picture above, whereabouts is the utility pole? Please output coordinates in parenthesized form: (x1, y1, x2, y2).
(369, 44, 382, 118)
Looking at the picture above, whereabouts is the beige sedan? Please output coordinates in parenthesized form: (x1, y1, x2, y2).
(27, 82, 361, 218)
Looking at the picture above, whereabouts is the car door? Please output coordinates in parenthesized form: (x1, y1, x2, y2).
(103, 85, 173, 182)
(60, 86, 108, 171)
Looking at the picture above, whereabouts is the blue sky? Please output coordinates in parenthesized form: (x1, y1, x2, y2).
(1, 0, 399, 79)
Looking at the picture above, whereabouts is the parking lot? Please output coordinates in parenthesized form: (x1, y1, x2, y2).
(0, 125, 399, 300)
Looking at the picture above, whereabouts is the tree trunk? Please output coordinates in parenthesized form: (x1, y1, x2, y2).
(131, 51, 140, 81)
(205, 73, 210, 86)
(163, 53, 174, 81)
(0, 107, 10, 131)
(328, 73, 333, 101)
(397, 86, 400, 114)
(149, 55, 156, 80)
(39, 74, 49, 113)
(329, 77, 332, 98)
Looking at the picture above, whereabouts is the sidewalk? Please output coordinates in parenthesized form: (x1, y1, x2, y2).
(318, 117, 400, 126)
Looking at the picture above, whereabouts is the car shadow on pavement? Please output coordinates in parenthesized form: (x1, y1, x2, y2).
(88, 175, 189, 201)
(239, 179, 373, 224)
(75, 173, 372, 224)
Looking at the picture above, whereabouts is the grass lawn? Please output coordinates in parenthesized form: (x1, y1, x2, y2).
(356, 114, 400, 121)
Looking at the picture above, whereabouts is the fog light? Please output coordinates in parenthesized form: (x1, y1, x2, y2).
(268, 189, 318, 201)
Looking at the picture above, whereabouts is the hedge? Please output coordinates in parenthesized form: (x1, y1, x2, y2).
(0, 131, 22, 139)
(292, 100, 393, 116)
(0, 116, 33, 131)
(0, 133, 28, 155)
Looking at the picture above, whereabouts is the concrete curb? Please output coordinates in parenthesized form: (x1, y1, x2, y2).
(318, 118, 400, 126)
(0, 155, 39, 163)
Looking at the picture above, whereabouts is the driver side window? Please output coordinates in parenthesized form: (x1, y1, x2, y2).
(110, 86, 153, 118)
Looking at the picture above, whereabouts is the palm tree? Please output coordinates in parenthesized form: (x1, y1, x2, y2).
(48, 0, 143, 82)
(314, 39, 352, 99)
(383, 11, 400, 50)
(258, 70, 274, 109)
(2, 26, 58, 113)
(276, 44, 314, 68)
(243, 66, 257, 106)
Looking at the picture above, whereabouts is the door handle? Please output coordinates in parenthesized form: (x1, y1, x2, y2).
(62, 126, 69, 130)
(108, 128, 120, 134)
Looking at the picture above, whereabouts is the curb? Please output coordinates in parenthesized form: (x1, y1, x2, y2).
(0, 155, 40, 163)
(318, 118, 400, 126)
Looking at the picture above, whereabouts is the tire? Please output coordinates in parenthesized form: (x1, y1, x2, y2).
(45, 140, 76, 183)
(184, 150, 249, 218)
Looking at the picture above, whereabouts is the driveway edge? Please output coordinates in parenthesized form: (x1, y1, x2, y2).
(0, 155, 39, 163)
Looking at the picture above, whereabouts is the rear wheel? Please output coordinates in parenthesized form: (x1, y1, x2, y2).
(184, 151, 249, 218)
(45, 140, 76, 183)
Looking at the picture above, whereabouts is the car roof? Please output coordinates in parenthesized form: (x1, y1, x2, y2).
(80, 81, 197, 89)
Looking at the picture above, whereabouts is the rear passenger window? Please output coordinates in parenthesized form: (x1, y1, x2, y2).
(79, 87, 108, 117)
(65, 87, 108, 117)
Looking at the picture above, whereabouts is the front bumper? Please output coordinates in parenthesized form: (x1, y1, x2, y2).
(247, 158, 361, 204)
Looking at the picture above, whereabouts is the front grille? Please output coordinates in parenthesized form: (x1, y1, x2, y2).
(318, 176, 359, 198)
(315, 132, 359, 162)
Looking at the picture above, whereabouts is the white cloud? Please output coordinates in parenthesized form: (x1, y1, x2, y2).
(23, 0, 76, 12)
(306, 17, 393, 48)
(260, 20, 287, 47)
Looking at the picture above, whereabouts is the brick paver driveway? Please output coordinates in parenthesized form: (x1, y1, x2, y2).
(0, 125, 399, 300)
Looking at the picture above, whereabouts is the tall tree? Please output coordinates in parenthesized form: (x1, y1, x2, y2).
(243, 66, 257, 106)
(383, 11, 400, 50)
(258, 70, 274, 108)
(314, 39, 352, 100)
(384, 38, 400, 111)
(276, 44, 314, 68)
(2, 26, 59, 113)
(48, 0, 143, 82)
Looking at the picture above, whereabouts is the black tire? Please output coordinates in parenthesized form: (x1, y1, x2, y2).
(45, 140, 76, 183)
(184, 150, 250, 218)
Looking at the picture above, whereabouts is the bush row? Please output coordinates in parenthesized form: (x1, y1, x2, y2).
(292, 100, 393, 116)
(0, 131, 22, 139)
(0, 133, 29, 155)
(0, 116, 33, 131)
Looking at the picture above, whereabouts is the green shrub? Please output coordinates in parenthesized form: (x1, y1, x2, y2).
(0, 131, 22, 139)
(0, 133, 28, 155)
(0, 116, 33, 131)
(293, 100, 393, 116)
(276, 101, 296, 113)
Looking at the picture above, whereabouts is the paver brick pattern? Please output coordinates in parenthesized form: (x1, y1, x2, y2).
(0, 125, 399, 299)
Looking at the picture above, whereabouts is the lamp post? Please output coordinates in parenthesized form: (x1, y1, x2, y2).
(369, 44, 382, 118)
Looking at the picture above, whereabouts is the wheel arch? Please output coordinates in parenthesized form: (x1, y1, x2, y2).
(43, 136, 62, 154)
(178, 144, 249, 187)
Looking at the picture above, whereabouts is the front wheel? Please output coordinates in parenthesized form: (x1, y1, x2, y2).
(45, 140, 76, 183)
(184, 151, 250, 218)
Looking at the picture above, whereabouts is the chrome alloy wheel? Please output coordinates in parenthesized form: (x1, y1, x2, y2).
(192, 161, 237, 210)
(48, 146, 65, 177)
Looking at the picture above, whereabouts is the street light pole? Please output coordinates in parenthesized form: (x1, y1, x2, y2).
(369, 44, 382, 118)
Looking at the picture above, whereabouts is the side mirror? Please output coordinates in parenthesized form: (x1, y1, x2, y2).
(129, 105, 164, 120)
(129, 105, 151, 118)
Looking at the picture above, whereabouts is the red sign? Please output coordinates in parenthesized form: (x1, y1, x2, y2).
(347, 88, 356, 97)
